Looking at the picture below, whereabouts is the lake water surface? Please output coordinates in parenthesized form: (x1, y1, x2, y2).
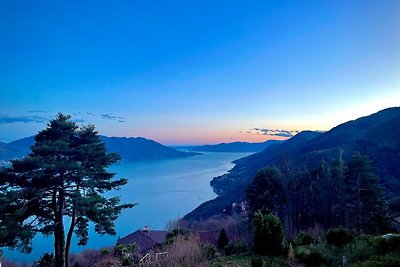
(4, 151, 251, 263)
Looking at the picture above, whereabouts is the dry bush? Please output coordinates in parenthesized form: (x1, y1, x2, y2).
(156, 234, 210, 267)
(69, 247, 118, 267)
(164, 218, 181, 231)
(2, 259, 29, 267)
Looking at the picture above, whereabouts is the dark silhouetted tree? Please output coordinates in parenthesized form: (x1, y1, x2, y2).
(245, 168, 285, 219)
(217, 228, 229, 252)
(344, 154, 388, 233)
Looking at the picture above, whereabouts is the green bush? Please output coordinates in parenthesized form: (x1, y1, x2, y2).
(326, 227, 355, 247)
(115, 243, 136, 266)
(224, 240, 249, 256)
(351, 255, 400, 267)
(343, 236, 374, 263)
(371, 235, 400, 255)
(294, 243, 335, 267)
(33, 253, 56, 267)
(252, 212, 284, 256)
(294, 232, 314, 246)
(294, 246, 309, 260)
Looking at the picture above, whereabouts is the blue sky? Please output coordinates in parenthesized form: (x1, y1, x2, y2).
(1, 0, 399, 145)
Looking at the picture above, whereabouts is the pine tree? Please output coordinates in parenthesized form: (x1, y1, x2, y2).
(344, 154, 388, 233)
(0, 114, 134, 267)
(217, 228, 229, 252)
(330, 156, 346, 227)
(245, 168, 285, 219)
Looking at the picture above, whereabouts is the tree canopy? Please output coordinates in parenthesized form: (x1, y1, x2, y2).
(244, 154, 389, 237)
(245, 167, 285, 218)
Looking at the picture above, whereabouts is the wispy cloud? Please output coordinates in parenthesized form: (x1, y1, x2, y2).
(26, 110, 49, 114)
(0, 113, 88, 124)
(101, 114, 125, 122)
(0, 114, 49, 124)
(249, 128, 300, 138)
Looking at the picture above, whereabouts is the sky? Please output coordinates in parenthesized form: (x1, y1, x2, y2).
(0, 0, 399, 145)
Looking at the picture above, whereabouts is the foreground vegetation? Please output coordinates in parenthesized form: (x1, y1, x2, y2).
(5, 217, 395, 267)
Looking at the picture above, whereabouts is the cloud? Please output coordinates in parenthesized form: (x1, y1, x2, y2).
(101, 114, 125, 122)
(72, 119, 86, 123)
(26, 110, 49, 114)
(0, 114, 49, 124)
(0, 113, 88, 124)
(249, 128, 300, 138)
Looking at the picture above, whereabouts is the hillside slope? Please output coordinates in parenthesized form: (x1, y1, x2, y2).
(185, 107, 400, 220)
(0, 136, 199, 161)
(190, 140, 283, 153)
(100, 136, 199, 161)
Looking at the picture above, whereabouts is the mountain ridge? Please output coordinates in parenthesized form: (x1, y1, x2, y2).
(189, 140, 283, 153)
(0, 135, 200, 161)
(185, 107, 400, 220)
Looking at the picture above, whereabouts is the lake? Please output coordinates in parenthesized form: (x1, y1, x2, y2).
(4, 151, 251, 263)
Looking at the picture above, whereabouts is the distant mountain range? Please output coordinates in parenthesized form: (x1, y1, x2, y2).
(0, 136, 200, 161)
(185, 107, 400, 220)
(188, 140, 283, 153)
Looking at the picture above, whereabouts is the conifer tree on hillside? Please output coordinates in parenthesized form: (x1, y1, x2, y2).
(0, 114, 134, 267)
(245, 167, 285, 219)
(330, 157, 346, 227)
(217, 228, 229, 252)
(244, 151, 388, 236)
(344, 154, 388, 234)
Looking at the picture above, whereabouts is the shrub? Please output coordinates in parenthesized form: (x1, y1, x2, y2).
(342, 236, 373, 263)
(33, 253, 56, 267)
(326, 227, 355, 247)
(371, 235, 400, 255)
(224, 240, 249, 256)
(351, 255, 400, 267)
(251, 256, 263, 267)
(70, 248, 118, 267)
(252, 212, 284, 256)
(294, 232, 314, 246)
(294, 243, 335, 267)
(114, 243, 137, 266)
(164, 228, 190, 246)
(202, 244, 217, 260)
(100, 248, 110, 255)
(161, 234, 209, 267)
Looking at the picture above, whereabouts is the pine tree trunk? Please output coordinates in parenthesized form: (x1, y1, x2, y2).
(57, 188, 66, 267)
(54, 227, 60, 267)
(65, 184, 80, 267)
(53, 190, 62, 267)
(65, 208, 76, 267)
